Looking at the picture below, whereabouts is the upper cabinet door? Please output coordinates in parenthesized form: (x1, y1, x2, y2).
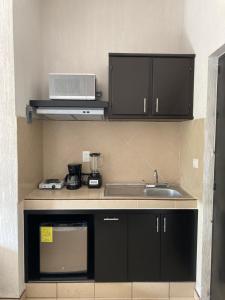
(109, 56, 152, 117)
(152, 58, 194, 117)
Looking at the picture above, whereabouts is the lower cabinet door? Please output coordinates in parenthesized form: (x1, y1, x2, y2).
(94, 213, 127, 282)
(161, 210, 197, 281)
(128, 213, 161, 281)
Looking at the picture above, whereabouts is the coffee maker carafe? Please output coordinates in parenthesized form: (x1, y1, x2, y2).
(87, 153, 102, 188)
(65, 164, 82, 190)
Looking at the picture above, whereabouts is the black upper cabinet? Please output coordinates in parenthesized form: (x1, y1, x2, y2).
(109, 56, 152, 116)
(161, 211, 197, 281)
(109, 54, 194, 120)
(152, 58, 194, 117)
(127, 213, 160, 281)
(94, 213, 127, 282)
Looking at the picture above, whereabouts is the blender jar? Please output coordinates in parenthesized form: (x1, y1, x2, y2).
(90, 153, 101, 174)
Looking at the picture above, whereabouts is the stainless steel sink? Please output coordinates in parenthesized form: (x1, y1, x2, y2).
(104, 183, 192, 199)
(104, 183, 145, 197)
(144, 187, 182, 198)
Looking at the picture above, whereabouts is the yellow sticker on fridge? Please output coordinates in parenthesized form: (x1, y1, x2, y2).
(40, 226, 53, 243)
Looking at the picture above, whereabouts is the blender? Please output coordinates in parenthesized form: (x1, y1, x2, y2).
(87, 153, 102, 188)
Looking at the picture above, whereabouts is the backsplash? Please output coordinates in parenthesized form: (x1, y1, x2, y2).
(18, 118, 204, 193)
(180, 119, 204, 200)
(43, 121, 181, 184)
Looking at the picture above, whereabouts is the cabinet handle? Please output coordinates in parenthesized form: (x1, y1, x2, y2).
(103, 218, 119, 221)
(156, 217, 159, 233)
(144, 98, 147, 113)
(156, 98, 159, 113)
(163, 217, 166, 233)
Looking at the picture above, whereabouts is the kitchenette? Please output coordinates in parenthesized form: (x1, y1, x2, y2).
(19, 51, 202, 300)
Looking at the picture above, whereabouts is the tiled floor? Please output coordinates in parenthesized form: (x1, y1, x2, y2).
(25, 282, 198, 300)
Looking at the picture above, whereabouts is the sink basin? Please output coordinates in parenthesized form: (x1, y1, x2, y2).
(104, 183, 191, 199)
(144, 187, 182, 198)
(104, 184, 145, 197)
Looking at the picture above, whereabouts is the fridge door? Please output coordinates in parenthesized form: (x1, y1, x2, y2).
(40, 223, 87, 274)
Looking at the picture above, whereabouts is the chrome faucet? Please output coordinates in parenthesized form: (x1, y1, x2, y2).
(145, 169, 167, 189)
(153, 169, 159, 186)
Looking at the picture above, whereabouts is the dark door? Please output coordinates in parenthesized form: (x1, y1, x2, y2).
(211, 54, 225, 300)
(94, 213, 127, 281)
(152, 58, 194, 117)
(161, 211, 197, 281)
(109, 56, 152, 116)
(127, 213, 160, 281)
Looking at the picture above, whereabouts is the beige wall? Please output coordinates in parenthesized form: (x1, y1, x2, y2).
(40, 0, 187, 99)
(182, 1, 225, 296)
(182, 0, 225, 119)
(13, 0, 42, 117)
(43, 121, 181, 184)
(17, 118, 43, 202)
(13, 0, 43, 296)
(17, 117, 43, 299)
(180, 118, 205, 296)
(0, 0, 22, 297)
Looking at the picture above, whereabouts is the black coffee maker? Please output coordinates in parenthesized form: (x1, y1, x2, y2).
(65, 164, 82, 190)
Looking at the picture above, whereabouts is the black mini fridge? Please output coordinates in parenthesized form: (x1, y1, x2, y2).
(24, 211, 94, 281)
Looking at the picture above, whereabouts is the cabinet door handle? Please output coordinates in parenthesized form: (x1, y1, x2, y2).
(156, 98, 159, 113)
(163, 217, 167, 233)
(156, 217, 159, 233)
(103, 218, 119, 221)
(144, 98, 147, 113)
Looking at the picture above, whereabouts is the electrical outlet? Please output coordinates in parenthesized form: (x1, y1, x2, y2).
(193, 158, 199, 169)
(82, 151, 90, 162)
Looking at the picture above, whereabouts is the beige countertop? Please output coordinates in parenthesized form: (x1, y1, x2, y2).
(26, 186, 104, 200)
(24, 186, 197, 210)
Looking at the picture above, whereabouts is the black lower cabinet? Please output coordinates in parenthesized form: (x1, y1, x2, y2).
(128, 213, 160, 281)
(94, 210, 197, 282)
(25, 210, 197, 283)
(94, 213, 127, 282)
(161, 211, 197, 281)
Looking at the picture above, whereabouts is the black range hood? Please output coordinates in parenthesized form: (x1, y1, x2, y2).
(26, 100, 108, 123)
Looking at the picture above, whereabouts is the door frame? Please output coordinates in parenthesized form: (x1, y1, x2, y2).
(201, 44, 225, 300)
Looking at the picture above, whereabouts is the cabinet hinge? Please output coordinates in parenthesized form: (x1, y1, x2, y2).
(216, 111, 219, 119)
(214, 182, 216, 191)
(189, 66, 193, 72)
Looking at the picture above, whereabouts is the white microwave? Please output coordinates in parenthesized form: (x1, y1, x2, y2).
(49, 73, 96, 100)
